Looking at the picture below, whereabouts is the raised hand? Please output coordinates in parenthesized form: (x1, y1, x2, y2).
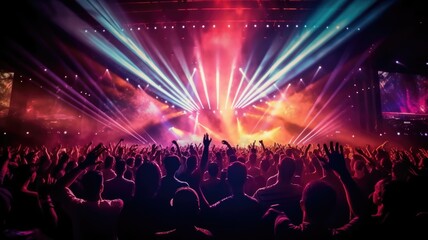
(322, 141, 349, 176)
(79, 143, 106, 169)
(203, 133, 212, 147)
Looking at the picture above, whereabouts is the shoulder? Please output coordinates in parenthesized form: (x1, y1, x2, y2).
(101, 198, 124, 209)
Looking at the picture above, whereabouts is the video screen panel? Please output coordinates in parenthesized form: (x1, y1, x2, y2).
(378, 71, 428, 119)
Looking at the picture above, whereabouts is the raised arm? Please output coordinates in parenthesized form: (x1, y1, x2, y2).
(322, 142, 368, 218)
(172, 140, 182, 159)
(55, 143, 105, 189)
(200, 133, 212, 173)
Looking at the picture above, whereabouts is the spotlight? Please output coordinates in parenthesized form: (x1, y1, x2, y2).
(64, 131, 68, 134)
(397, 132, 400, 136)
(26, 131, 30, 135)
(182, 25, 185, 29)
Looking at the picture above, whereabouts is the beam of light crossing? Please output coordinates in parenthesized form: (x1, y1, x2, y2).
(231, 67, 251, 108)
(75, 0, 199, 111)
(236, 0, 390, 109)
(187, 68, 204, 109)
(216, 55, 220, 110)
(224, 62, 236, 109)
(197, 62, 211, 110)
(15, 48, 151, 143)
(234, 0, 349, 108)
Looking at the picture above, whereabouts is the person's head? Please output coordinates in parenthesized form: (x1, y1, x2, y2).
(134, 161, 161, 198)
(277, 157, 296, 183)
(81, 170, 103, 201)
(227, 161, 247, 192)
(215, 151, 222, 161)
(134, 154, 143, 169)
(301, 180, 337, 223)
(104, 155, 114, 169)
(285, 148, 294, 158)
(163, 155, 181, 175)
(171, 187, 200, 226)
(207, 162, 219, 178)
(372, 177, 391, 206)
(237, 156, 246, 164)
(353, 159, 368, 177)
(391, 161, 411, 181)
(248, 153, 257, 165)
(273, 153, 280, 163)
(228, 154, 237, 163)
(25, 151, 37, 164)
(186, 155, 197, 172)
(126, 157, 135, 168)
(115, 159, 127, 176)
(260, 159, 270, 174)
